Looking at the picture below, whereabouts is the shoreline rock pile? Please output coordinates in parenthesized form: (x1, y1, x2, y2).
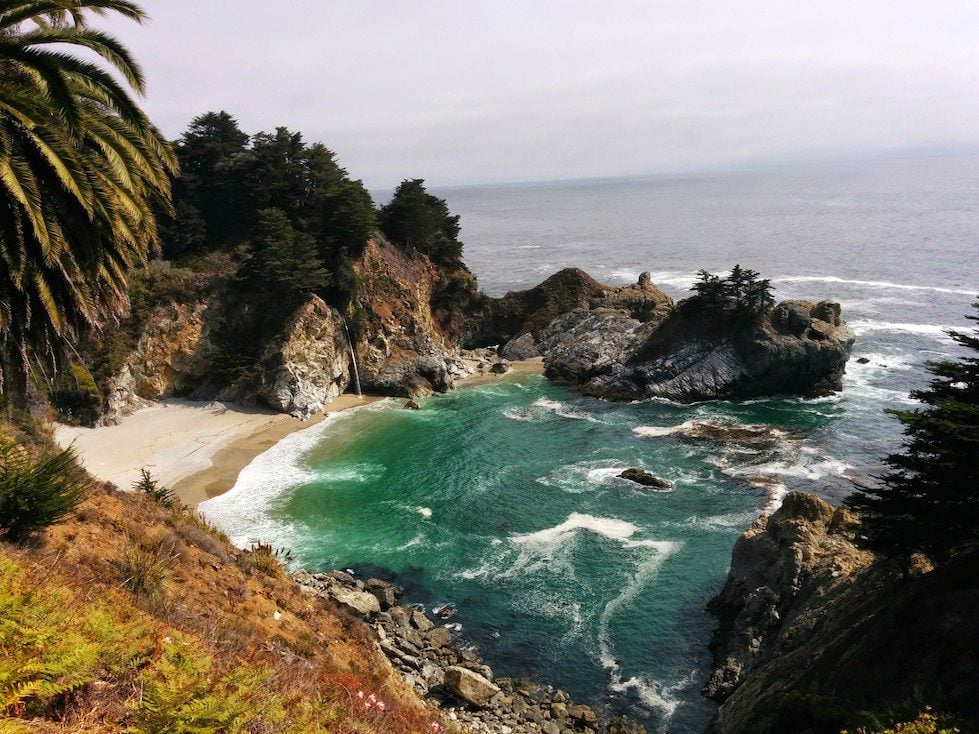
(292, 569, 645, 734)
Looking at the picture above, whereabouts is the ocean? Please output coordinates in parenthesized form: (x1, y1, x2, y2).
(201, 154, 978, 733)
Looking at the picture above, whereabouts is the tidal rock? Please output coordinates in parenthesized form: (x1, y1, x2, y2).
(490, 361, 512, 374)
(618, 468, 672, 489)
(404, 399, 422, 410)
(856, 356, 870, 364)
(326, 586, 381, 617)
(542, 296, 855, 402)
(426, 626, 454, 649)
(444, 666, 501, 707)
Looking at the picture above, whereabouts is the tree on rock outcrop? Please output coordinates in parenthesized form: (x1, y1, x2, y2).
(691, 265, 775, 316)
(849, 302, 979, 563)
(380, 179, 463, 264)
(241, 209, 329, 297)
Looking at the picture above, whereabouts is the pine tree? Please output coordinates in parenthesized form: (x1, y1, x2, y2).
(849, 302, 979, 563)
(243, 209, 330, 295)
(692, 269, 726, 305)
(380, 179, 463, 264)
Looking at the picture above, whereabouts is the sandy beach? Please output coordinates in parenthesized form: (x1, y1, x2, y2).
(54, 395, 379, 507)
(54, 359, 545, 509)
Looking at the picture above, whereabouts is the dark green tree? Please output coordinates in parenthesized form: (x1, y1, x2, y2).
(241, 127, 310, 218)
(849, 302, 979, 563)
(744, 275, 775, 314)
(170, 111, 250, 247)
(380, 179, 463, 264)
(726, 264, 749, 308)
(692, 269, 726, 305)
(241, 209, 329, 295)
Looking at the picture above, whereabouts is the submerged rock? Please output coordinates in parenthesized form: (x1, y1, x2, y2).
(618, 468, 672, 489)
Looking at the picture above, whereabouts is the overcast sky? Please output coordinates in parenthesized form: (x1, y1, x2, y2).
(106, 1, 979, 188)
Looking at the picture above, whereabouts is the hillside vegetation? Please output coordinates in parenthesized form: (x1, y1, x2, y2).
(0, 425, 438, 733)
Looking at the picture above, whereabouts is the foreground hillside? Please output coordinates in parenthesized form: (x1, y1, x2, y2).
(0, 427, 433, 733)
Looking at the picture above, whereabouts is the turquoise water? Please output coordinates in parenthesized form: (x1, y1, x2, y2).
(205, 376, 854, 731)
(204, 157, 978, 732)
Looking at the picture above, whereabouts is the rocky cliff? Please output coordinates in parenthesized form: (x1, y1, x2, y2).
(706, 492, 979, 733)
(350, 238, 488, 398)
(539, 291, 854, 402)
(97, 238, 493, 423)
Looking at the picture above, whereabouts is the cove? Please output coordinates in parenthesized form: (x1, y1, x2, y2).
(203, 373, 851, 731)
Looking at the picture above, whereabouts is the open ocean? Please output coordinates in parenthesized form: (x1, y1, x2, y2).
(202, 154, 978, 733)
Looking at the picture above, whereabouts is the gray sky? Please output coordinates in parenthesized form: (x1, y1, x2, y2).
(108, 1, 979, 188)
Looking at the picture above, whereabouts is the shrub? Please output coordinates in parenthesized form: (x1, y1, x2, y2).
(117, 538, 178, 600)
(133, 468, 177, 509)
(245, 541, 291, 578)
(847, 708, 961, 734)
(0, 434, 88, 541)
(49, 363, 102, 426)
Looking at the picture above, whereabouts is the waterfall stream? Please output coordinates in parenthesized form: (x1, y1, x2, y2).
(342, 319, 362, 397)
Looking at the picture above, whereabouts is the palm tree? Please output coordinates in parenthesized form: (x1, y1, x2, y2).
(0, 1, 176, 395)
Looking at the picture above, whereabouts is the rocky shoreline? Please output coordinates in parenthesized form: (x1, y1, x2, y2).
(292, 569, 646, 734)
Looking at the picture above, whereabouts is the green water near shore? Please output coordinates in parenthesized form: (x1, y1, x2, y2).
(205, 373, 855, 731)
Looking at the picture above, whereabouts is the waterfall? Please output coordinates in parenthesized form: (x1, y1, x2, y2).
(342, 318, 363, 397)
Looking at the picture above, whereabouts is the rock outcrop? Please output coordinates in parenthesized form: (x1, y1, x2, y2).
(101, 300, 214, 424)
(617, 468, 672, 489)
(252, 296, 350, 418)
(293, 569, 645, 733)
(351, 238, 487, 397)
(468, 269, 674, 362)
(541, 294, 854, 402)
(706, 492, 979, 733)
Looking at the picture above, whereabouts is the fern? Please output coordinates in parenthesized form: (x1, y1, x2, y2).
(131, 638, 283, 733)
(0, 555, 99, 714)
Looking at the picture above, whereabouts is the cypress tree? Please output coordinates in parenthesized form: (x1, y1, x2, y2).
(849, 302, 979, 563)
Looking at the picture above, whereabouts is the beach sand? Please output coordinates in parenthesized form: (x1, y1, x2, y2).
(54, 395, 379, 507)
(55, 359, 545, 509)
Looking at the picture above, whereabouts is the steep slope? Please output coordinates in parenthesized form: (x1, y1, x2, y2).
(0, 476, 433, 732)
(706, 493, 979, 733)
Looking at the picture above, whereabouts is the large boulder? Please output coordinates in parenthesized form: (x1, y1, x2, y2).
(444, 666, 501, 707)
(254, 296, 351, 419)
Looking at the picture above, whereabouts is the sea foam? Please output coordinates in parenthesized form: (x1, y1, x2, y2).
(199, 400, 391, 547)
(776, 275, 975, 296)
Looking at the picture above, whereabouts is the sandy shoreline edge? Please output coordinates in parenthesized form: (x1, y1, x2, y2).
(55, 359, 544, 509)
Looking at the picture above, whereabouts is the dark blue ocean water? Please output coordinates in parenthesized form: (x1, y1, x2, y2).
(204, 155, 978, 733)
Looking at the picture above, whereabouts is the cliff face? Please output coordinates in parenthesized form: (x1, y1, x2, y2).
(707, 492, 979, 733)
(350, 238, 483, 397)
(97, 238, 490, 422)
(541, 296, 854, 402)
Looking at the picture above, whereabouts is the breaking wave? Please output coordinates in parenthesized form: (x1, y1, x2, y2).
(775, 275, 975, 296)
(199, 401, 391, 547)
